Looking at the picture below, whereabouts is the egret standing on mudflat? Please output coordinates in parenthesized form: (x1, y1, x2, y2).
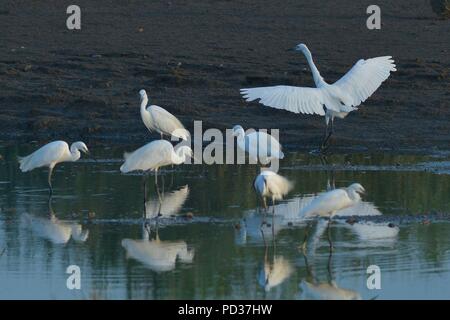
(232, 125, 284, 165)
(300, 183, 366, 251)
(139, 89, 189, 141)
(18, 141, 89, 196)
(241, 44, 396, 150)
(254, 170, 292, 225)
(120, 140, 193, 205)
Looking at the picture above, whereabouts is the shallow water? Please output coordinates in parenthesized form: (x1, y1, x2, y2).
(1, 144, 450, 299)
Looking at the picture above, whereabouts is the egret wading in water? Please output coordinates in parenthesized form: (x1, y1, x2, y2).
(254, 170, 293, 226)
(18, 141, 89, 196)
(120, 140, 193, 214)
(300, 183, 366, 252)
(232, 125, 284, 165)
(139, 89, 189, 141)
(241, 44, 396, 151)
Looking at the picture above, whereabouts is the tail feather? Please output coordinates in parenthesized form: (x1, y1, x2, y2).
(18, 155, 31, 172)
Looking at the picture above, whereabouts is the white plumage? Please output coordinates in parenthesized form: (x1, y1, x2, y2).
(120, 140, 192, 175)
(122, 237, 194, 272)
(254, 170, 293, 211)
(139, 89, 189, 141)
(241, 43, 396, 149)
(301, 183, 366, 218)
(18, 140, 89, 194)
(232, 125, 284, 164)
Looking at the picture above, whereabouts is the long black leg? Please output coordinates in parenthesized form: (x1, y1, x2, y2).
(321, 119, 334, 150)
(301, 221, 311, 253)
(48, 166, 54, 196)
(142, 172, 149, 219)
(326, 217, 334, 253)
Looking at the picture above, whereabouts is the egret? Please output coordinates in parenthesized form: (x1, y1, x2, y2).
(300, 183, 366, 251)
(254, 170, 292, 226)
(139, 89, 189, 141)
(232, 125, 284, 165)
(241, 43, 396, 150)
(120, 140, 193, 207)
(18, 141, 89, 195)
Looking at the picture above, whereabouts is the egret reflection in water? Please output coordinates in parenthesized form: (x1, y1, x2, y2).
(21, 199, 89, 245)
(298, 252, 361, 300)
(145, 185, 189, 219)
(258, 228, 294, 292)
(122, 227, 194, 272)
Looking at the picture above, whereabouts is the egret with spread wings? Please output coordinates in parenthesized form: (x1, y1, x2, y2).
(241, 44, 396, 151)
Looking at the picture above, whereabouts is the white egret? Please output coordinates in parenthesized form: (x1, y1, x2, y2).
(139, 89, 189, 141)
(254, 170, 293, 210)
(18, 141, 89, 195)
(241, 43, 396, 150)
(232, 125, 284, 164)
(120, 140, 193, 207)
(300, 183, 366, 251)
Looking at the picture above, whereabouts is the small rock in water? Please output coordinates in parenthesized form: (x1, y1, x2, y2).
(346, 217, 358, 225)
(185, 212, 194, 219)
(388, 223, 397, 228)
(88, 211, 96, 219)
(234, 222, 241, 230)
(287, 222, 293, 227)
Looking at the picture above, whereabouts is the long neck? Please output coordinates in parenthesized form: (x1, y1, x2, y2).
(172, 150, 186, 165)
(140, 95, 149, 114)
(303, 50, 325, 87)
(69, 146, 81, 162)
(236, 129, 245, 142)
(346, 189, 361, 202)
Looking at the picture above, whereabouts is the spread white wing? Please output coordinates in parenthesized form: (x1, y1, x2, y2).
(241, 56, 396, 114)
(240, 86, 327, 116)
(333, 56, 396, 107)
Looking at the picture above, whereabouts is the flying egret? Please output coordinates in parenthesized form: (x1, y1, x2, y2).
(241, 43, 396, 150)
(18, 141, 89, 195)
(139, 89, 189, 141)
(300, 183, 366, 251)
(254, 170, 293, 226)
(120, 140, 193, 208)
(232, 125, 284, 165)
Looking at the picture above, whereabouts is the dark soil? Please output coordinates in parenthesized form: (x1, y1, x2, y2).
(0, 0, 449, 152)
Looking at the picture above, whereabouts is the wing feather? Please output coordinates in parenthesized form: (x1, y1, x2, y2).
(240, 86, 326, 116)
(332, 56, 396, 107)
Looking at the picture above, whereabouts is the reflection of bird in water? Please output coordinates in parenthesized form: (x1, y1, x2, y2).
(299, 251, 361, 300)
(258, 228, 293, 292)
(22, 200, 89, 244)
(145, 185, 189, 219)
(345, 221, 399, 241)
(121, 226, 194, 272)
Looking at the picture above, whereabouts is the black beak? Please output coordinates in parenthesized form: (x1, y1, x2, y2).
(286, 47, 295, 52)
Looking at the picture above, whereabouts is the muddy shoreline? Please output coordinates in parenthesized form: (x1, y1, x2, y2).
(1, 1, 449, 152)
